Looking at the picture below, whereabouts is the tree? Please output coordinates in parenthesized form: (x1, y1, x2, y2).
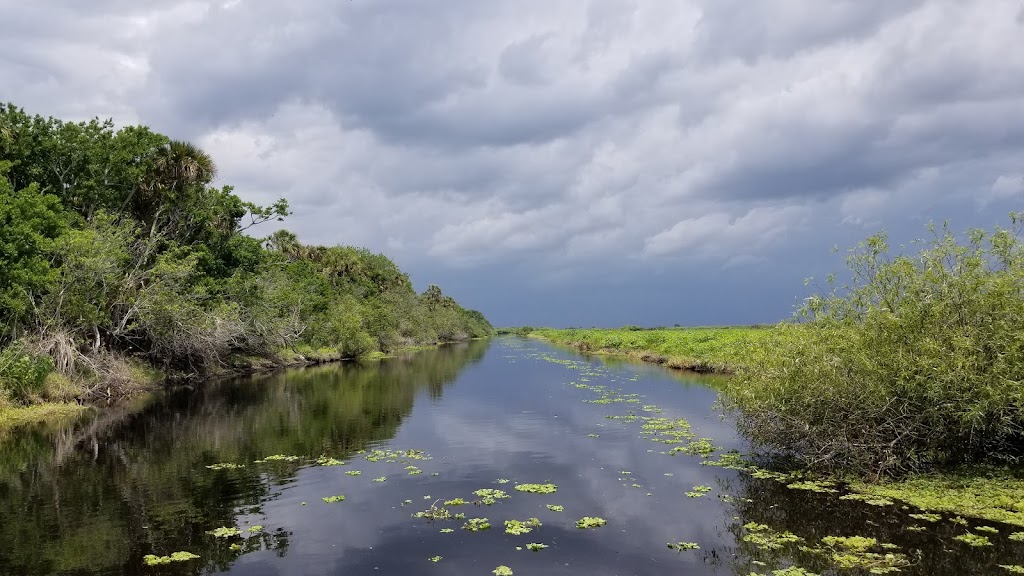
(0, 161, 67, 333)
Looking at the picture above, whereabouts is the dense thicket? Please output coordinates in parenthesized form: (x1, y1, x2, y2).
(722, 218, 1024, 477)
(0, 104, 492, 406)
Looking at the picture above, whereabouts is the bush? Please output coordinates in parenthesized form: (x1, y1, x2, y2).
(722, 216, 1024, 477)
(0, 343, 53, 404)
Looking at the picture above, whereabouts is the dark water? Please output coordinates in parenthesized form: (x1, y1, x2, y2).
(1, 337, 1022, 575)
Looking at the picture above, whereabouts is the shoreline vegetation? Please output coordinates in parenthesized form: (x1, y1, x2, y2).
(514, 325, 767, 374)
(508, 212, 1024, 528)
(0, 103, 494, 426)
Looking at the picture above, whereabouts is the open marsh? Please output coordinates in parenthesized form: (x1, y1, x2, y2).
(1, 337, 1022, 575)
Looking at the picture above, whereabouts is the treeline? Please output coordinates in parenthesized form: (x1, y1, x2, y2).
(0, 103, 492, 407)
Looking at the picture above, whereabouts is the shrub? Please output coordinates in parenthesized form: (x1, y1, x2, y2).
(0, 342, 53, 404)
(722, 215, 1024, 477)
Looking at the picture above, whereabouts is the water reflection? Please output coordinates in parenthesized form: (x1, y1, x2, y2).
(0, 340, 487, 575)
(2, 337, 1023, 575)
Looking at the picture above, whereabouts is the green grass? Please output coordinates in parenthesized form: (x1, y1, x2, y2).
(530, 326, 768, 373)
(0, 402, 88, 431)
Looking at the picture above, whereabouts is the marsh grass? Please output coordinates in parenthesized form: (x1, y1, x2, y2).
(531, 326, 765, 373)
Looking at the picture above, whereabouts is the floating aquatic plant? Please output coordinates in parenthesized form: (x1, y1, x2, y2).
(816, 535, 909, 573)
(908, 513, 941, 522)
(428, 556, 442, 563)
(473, 488, 510, 505)
(546, 504, 564, 512)
(667, 541, 700, 551)
(440, 528, 454, 533)
(954, 533, 993, 547)
(207, 526, 242, 538)
(1000, 565, 1024, 574)
(1010, 532, 1024, 541)
(372, 476, 387, 482)
(492, 566, 513, 576)
(247, 525, 264, 533)
(742, 523, 802, 550)
(316, 456, 345, 466)
(254, 454, 301, 463)
(463, 517, 492, 532)
(515, 483, 557, 494)
(525, 542, 548, 551)
(685, 485, 712, 498)
(143, 552, 200, 565)
(587, 434, 600, 438)
(838, 494, 894, 506)
(206, 463, 244, 470)
(575, 516, 607, 529)
(504, 518, 541, 535)
(786, 480, 838, 493)
(444, 498, 468, 506)
(322, 495, 346, 503)
(976, 525, 1000, 533)
(770, 568, 820, 576)
(345, 470, 362, 476)
(495, 478, 510, 484)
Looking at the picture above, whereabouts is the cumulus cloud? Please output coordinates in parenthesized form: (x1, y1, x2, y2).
(4, 0, 1024, 323)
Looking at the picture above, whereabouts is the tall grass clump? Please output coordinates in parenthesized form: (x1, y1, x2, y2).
(722, 214, 1024, 478)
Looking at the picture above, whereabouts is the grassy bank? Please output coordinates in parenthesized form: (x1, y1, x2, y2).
(527, 326, 769, 373)
(0, 402, 88, 431)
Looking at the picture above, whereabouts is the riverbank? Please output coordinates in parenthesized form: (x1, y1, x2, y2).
(0, 339, 483, 432)
(526, 326, 768, 373)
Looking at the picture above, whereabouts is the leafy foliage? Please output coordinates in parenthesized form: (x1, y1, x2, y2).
(0, 103, 493, 403)
(723, 217, 1024, 476)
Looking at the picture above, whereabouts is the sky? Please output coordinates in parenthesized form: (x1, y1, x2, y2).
(2, 0, 1024, 328)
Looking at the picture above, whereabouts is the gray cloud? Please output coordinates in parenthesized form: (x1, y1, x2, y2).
(2, 0, 1024, 325)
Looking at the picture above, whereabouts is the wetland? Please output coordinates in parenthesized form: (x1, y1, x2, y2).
(3, 337, 1024, 575)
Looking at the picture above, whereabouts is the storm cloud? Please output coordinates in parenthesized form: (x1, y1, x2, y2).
(3, 0, 1023, 326)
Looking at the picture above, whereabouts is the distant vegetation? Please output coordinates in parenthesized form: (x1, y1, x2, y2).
(0, 103, 492, 410)
(524, 326, 767, 373)
(519, 215, 1024, 480)
(722, 217, 1024, 477)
